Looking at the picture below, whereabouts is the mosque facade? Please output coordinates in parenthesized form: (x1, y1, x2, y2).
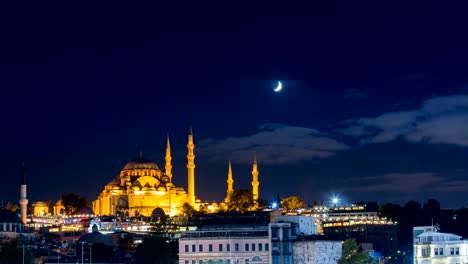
(92, 131, 195, 217)
(31, 127, 260, 218)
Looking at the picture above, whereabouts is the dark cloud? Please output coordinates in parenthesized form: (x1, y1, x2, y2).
(198, 124, 349, 165)
(339, 95, 468, 146)
(345, 172, 468, 195)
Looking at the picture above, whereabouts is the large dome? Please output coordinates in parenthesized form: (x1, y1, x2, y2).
(123, 157, 159, 170)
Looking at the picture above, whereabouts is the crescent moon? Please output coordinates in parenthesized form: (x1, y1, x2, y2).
(274, 81, 283, 92)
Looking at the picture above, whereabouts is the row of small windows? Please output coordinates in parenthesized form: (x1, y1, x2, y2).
(0, 223, 25, 232)
(184, 243, 269, 253)
(421, 247, 460, 257)
(184, 256, 262, 264)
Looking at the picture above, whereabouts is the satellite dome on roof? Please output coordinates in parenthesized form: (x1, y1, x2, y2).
(123, 157, 160, 170)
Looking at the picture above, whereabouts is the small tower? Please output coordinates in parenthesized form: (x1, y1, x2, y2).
(165, 135, 173, 181)
(251, 154, 259, 205)
(226, 160, 234, 202)
(19, 162, 28, 224)
(187, 123, 196, 206)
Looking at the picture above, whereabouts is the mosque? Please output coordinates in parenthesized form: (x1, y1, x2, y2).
(91, 126, 260, 217)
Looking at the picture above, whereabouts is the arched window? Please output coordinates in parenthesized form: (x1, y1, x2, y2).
(251, 256, 262, 262)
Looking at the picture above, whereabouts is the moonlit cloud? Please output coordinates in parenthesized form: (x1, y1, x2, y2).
(198, 124, 350, 164)
(340, 95, 468, 146)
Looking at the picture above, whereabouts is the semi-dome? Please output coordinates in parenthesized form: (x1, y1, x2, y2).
(123, 157, 159, 170)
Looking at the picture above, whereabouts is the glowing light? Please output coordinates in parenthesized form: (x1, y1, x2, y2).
(273, 81, 283, 92)
(271, 202, 278, 209)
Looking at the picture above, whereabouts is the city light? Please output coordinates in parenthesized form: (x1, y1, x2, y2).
(271, 202, 278, 209)
(332, 197, 339, 205)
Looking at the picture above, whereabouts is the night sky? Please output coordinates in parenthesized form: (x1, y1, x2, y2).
(1, 3, 467, 208)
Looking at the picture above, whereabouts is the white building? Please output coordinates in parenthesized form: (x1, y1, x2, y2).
(414, 226, 468, 264)
(179, 225, 270, 264)
(274, 215, 317, 235)
(292, 240, 341, 264)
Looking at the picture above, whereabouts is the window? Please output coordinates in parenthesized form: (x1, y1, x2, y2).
(422, 248, 430, 257)
(245, 260, 249, 264)
(252, 243, 255, 251)
(265, 243, 269, 251)
(435, 248, 438, 255)
(209, 244, 213, 252)
(258, 243, 262, 251)
(283, 228, 290, 240)
(200, 261, 204, 264)
(219, 244, 223, 252)
(451, 248, 455, 255)
(245, 243, 249, 251)
(456, 248, 460, 255)
(235, 243, 239, 252)
(291, 227, 297, 236)
(439, 248, 444, 255)
(185, 245, 189, 252)
(271, 227, 279, 239)
(192, 245, 196, 252)
(199, 245, 203, 252)
(227, 244, 231, 252)
(252, 256, 262, 262)
(192, 261, 196, 264)
(185, 261, 189, 264)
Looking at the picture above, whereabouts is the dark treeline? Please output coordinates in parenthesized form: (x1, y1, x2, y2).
(376, 199, 468, 251)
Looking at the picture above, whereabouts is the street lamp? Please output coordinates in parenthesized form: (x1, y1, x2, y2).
(80, 242, 86, 264)
(89, 243, 94, 264)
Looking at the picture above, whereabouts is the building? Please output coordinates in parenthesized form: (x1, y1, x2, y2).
(32, 201, 49, 216)
(292, 239, 341, 264)
(92, 127, 261, 218)
(179, 225, 270, 264)
(321, 206, 397, 256)
(269, 220, 340, 264)
(0, 209, 32, 240)
(269, 222, 295, 264)
(273, 215, 317, 236)
(93, 130, 197, 217)
(413, 226, 468, 264)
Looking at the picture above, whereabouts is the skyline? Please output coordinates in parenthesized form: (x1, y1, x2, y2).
(1, 2, 468, 208)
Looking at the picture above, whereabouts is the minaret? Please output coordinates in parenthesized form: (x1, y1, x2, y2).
(19, 162, 28, 224)
(165, 135, 173, 181)
(226, 160, 234, 202)
(187, 124, 196, 206)
(251, 154, 259, 204)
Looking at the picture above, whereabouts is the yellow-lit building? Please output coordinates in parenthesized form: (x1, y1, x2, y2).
(93, 130, 200, 217)
(32, 201, 49, 216)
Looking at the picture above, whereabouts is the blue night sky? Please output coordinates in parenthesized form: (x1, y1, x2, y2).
(1, 2, 467, 208)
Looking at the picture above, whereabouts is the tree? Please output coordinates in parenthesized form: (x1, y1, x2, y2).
(197, 203, 210, 215)
(422, 198, 441, 225)
(337, 238, 375, 264)
(61, 193, 88, 215)
(280, 196, 305, 211)
(5, 202, 19, 212)
(46, 200, 55, 215)
(180, 202, 196, 217)
(379, 203, 402, 222)
(227, 189, 255, 213)
(136, 215, 178, 263)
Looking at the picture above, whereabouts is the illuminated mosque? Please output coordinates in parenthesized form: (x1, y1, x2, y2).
(91, 126, 260, 217)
